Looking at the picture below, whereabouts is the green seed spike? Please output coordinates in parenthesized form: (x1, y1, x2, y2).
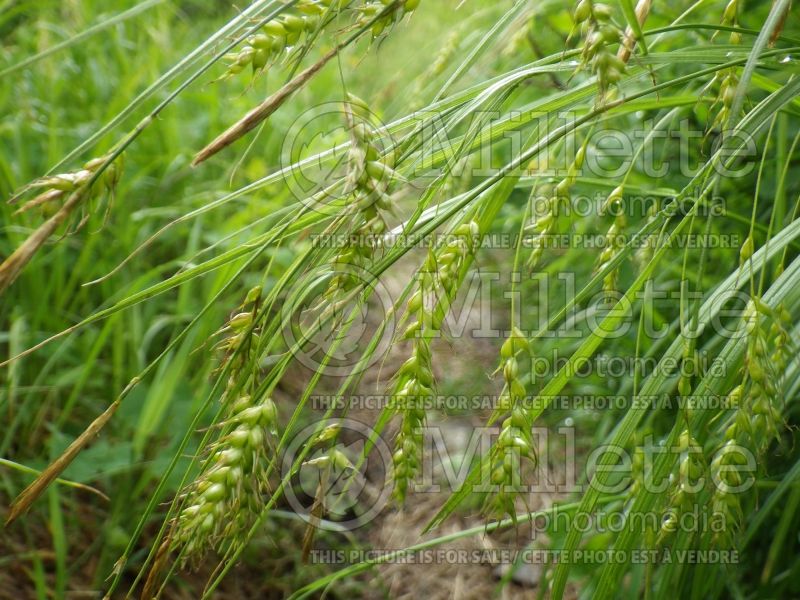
(325, 94, 397, 300)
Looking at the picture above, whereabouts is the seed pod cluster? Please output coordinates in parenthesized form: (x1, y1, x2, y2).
(722, 299, 790, 448)
(676, 339, 703, 400)
(429, 221, 481, 308)
(709, 440, 746, 546)
(768, 303, 792, 373)
(573, 0, 625, 92)
(14, 154, 124, 216)
(170, 288, 272, 560)
(215, 286, 262, 402)
(526, 145, 586, 270)
(391, 221, 480, 502)
(342, 94, 397, 224)
(221, 0, 338, 79)
(709, 68, 741, 130)
(298, 429, 356, 559)
(390, 336, 433, 502)
(302, 440, 357, 504)
(220, 0, 421, 80)
(172, 393, 279, 560)
(718, 0, 742, 44)
(484, 410, 536, 522)
(357, 0, 421, 39)
(707, 299, 792, 544)
(326, 95, 398, 297)
(430, 30, 459, 76)
(496, 326, 529, 413)
(626, 444, 646, 500)
(410, 29, 459, 107)
(595, 185, 626, 299)
(658, 430, 704, 544)
(304, 446, 354, 471)
(742, 300, 785, 445)
(484, 327, 536, 522)
(634, 202, 659, 271)
(402, 221, 481, 337)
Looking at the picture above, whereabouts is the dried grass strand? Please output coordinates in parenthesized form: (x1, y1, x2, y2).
(0, 190, 84, 297)
(5, 398, 121, 525)
(192, 42, 344, 166)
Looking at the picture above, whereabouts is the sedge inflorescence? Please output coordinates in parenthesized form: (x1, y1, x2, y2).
(572, 0, 625, 93)
(483, 327, 536, 522)
(171, 290, 279, 561)
(12, 154, 123, 217)
(595, 185, 626, 300)
(172, 392, 278, 560)
(724, 298, 790, 450)
(221, 0, 339, 80)
(709, 298, 793, 541)
(325, 94, 399, 299)
(356, 0, 421, 38)
(222, 0, 422, 80)
(526, 143, 586, 270)
(390, 221, 480, 502)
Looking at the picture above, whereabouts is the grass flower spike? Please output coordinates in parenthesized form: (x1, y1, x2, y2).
(391, 221, 480, 501)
